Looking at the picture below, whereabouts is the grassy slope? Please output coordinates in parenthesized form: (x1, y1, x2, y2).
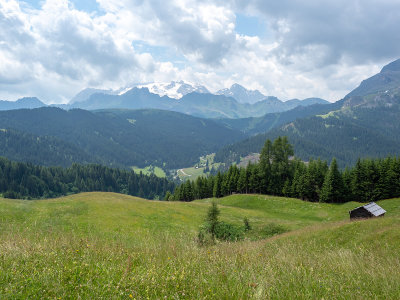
(177, 153, 222, 181)
(177, 166, 206, 181)
(1, 193, 400, 299)
(131, 166, 166, 178)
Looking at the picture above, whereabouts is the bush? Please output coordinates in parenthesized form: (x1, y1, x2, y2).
(243, 217, 251, 231)
(197, 225, 215, 246)
(197, 202, 244, 245)
(3, 190, 20, 199)
(214, 222, 244, 242)
(261, 223, 287, 238)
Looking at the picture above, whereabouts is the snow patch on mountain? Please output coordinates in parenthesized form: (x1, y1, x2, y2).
(217, 84, 266, 104)
(135, 81, 210, 99)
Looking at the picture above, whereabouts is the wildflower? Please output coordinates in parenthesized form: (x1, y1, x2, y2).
(129, 294, 133, 298)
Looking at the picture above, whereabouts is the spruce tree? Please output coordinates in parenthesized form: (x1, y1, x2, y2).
(320, 158, 344, 203)
(213, 172, 222, 198)
(164, 191, 172, 201)
(270, 136, 294, 195)
(237, 168, 248, 194)
(207, 202, 220, 238)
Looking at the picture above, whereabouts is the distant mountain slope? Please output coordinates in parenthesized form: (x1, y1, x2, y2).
(72, 88, 329, 119)
(69, 88, 117, 104)
(0, 108, 245, 169)
(0, 97, 46, 110)
(346, 58, 400, 99)
(215, 58, 400, 167)
(214, 102, 341, 135)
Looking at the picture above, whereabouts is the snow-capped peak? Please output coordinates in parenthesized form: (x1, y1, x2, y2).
(216, 84, 266, 104)
(135, 81, 210, 99)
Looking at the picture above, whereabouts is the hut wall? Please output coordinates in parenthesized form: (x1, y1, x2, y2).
(350, 208, 371, 219)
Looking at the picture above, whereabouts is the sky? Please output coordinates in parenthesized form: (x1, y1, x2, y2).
(0, 0, 400, 104)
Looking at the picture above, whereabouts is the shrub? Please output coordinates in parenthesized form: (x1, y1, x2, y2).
(3, 190, 20, 199)
(197, 225, 215, 246)
(214, 222, 244, 242)
(243, 217, 251, 231)
(197, 202, 244, 245)
(261, 223, 287, 238)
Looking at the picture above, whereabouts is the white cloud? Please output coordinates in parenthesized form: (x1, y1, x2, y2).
(0, 0, 153, 102)
(0, 0, 398, 103)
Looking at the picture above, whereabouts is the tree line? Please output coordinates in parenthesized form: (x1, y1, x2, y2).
(170, 136, 400, 203)
(0, 157, 175, 200)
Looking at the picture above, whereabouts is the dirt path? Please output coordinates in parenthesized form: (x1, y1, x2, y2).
(178, 169, 191, 176)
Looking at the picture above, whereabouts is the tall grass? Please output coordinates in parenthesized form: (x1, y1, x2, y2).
(1, 193, 399, 299)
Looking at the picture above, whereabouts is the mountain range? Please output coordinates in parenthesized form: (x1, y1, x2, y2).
(67, 86, 328, 119)
(0, 83, 329, 119)
(215, 58, 400, 167)
(1, 58, 400, 172)
(71, 82, 264, 104)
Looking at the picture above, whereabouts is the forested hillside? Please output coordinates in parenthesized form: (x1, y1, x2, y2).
(0, 108, 244, 169)
(0, 157, 174, 200)
(214, 102, 341, 135)
(0, 129, 98, 167)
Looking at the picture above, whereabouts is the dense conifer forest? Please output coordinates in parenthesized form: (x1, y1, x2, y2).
(171, 137, 400, 203)
(0, 107, 244, 169)
(0, 157, 175, 200)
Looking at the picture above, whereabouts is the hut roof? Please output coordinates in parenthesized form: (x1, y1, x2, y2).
(351, 202, 386, 217)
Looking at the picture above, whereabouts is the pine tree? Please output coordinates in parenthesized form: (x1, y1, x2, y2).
(362, 159, 379, 202)
(320, 158, 344, 203)
(270, 136, 294, 195)
(206, 202, 220, 238)
(350, 159, 364, 202)
(164, 191, 172, 201)
(247, 162, 259, 193)
(213, 172, 222, 198)
(183, 180, 194, 201)
(282, 178, 292, 197)
(237, 168, 248, 194)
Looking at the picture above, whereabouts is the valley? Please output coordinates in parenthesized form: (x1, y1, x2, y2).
(1, 59, 400, 182)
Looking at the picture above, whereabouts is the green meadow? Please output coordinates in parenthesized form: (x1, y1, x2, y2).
(1, 193, 400, 299)
(131, 166, 166, 178)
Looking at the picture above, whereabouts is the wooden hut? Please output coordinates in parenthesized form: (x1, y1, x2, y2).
(349, 202, 386, 220)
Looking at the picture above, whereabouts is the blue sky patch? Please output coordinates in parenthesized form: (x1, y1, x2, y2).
(22, 0, 100, 13)
(133, 41, 187, 66)
(235, 13, 268, 38)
